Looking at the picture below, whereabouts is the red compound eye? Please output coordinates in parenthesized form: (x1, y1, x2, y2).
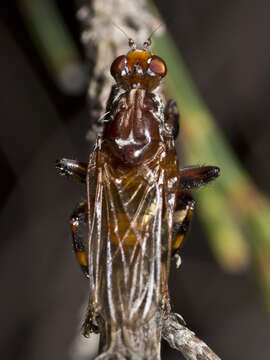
(149, 55, 167, 77)
(110, 55, 127, 77)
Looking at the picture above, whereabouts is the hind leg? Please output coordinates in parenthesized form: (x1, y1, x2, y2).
(70, 201, 103, 335)
(56, 158, 89, 277)
(70, 200, 89, 278)
(172, 191, 195, 267)
(172, 165, 220, 266)
(56, 159, 102, 333)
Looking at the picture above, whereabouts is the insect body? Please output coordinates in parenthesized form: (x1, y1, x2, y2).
(56, 40, 220, 360)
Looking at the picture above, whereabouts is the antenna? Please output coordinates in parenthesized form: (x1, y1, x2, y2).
(143, 22, 163, 50)
(149, 22, 163, 40)
(112, 22, 136, 50)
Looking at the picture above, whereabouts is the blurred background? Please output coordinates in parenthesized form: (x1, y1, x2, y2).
(1, 1, 270, 359)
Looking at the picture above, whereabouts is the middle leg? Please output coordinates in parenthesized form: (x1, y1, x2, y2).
(179, 166, 220, 190)
(56, 158, 87, 183)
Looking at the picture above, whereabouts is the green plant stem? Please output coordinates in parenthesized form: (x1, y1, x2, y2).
(152, 26, 270, 310)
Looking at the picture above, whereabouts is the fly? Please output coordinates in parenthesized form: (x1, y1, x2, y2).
(56, 37, 220, 360)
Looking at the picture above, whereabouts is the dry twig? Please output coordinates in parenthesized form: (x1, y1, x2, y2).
(163, 313, 221, 360)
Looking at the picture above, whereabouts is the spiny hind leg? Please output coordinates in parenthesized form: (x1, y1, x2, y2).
(160, 191, 194, 319)
(70, 200, 89, 278)
(172, 191, 195, 267)
(71, 202, 102, 335)
(172, 164, 220, 261)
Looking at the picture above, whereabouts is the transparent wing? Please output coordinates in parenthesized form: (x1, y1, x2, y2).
(87, 141, 177, 328)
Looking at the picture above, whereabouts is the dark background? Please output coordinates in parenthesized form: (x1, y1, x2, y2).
(1, 1, 270, 359)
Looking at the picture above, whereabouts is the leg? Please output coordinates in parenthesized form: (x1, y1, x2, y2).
(172, 191, 195, 267)
(164, 99, 180, 140)
(56, 158, 87, 183)
(70, 200, 89, 278)
(83, 301, 103, 336)
(179, 165, 220, 190)
(71, 201, 103, 336)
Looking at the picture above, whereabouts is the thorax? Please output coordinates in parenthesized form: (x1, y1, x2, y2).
(102, 89, 163, 166)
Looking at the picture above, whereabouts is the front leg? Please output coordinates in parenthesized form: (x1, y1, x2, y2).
(163, 100, 220, 189)
(164, 99, 180, 140)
